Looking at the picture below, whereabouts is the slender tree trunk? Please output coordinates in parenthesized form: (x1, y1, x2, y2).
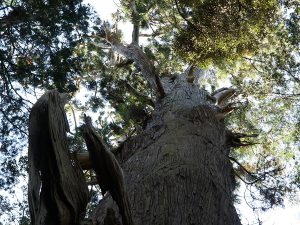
(92, 74, 241, 225)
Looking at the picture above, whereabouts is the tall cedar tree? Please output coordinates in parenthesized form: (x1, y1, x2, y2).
(1, 0, 300, 224)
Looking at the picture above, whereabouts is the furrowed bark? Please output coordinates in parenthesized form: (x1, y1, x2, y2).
(184, 65, 206, 85)
(76, 152, 93, 170)
(91, 71, 242, 225)
(82, 116, 134, 225)
(28, 90, 89, 225)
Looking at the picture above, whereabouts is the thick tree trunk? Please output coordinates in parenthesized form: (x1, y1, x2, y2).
(91, 74, 241, 225)
(89, 11, 244, 224)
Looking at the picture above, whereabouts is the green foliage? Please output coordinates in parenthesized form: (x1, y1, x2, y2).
(173, 0, 280, 66)
(82, 63, 154, 142)
(0, 184, 30, 224)
(120, 0, 186, 72)
(205, 2, 300, 210)
(0, 0, 97, 187)
(120, 0, 285, 68)
(1, 0, 93, 90)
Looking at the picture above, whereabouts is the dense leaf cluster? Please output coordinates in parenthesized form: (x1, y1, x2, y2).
(173, 0, 280, 65)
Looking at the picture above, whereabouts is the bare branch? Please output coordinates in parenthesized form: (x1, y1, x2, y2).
(107, 34, 165, 98)
(229, 157, 262, 185)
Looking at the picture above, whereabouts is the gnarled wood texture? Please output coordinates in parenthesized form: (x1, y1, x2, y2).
(82, 116, 134, 225)
(28, 90, 89, 225)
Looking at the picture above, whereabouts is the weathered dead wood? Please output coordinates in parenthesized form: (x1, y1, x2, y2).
(28, 90, 89, 225)
(81, 115, 134, 225)
(216, 103, 237, 120)
(225, 130, 258, 150)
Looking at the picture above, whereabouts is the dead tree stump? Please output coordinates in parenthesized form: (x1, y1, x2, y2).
(28, 90, 89, 225)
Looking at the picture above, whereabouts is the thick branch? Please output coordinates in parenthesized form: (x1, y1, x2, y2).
(212, 88, 236, 106)
(110, 40, 165, 98)
(100, 22, 165, 98)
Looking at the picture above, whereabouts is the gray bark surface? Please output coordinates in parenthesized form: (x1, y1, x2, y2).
(92, 74, 241, 225)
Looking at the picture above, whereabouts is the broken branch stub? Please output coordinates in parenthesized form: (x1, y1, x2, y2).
(82, 115, 134, 225)
(28, 90, 89, 225)
(213, 87, 235, 106)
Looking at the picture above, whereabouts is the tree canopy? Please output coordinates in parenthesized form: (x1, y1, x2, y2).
(0, 0, 300, 224)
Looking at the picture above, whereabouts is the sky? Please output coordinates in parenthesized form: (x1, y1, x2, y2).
(83, 0, 300, 224)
